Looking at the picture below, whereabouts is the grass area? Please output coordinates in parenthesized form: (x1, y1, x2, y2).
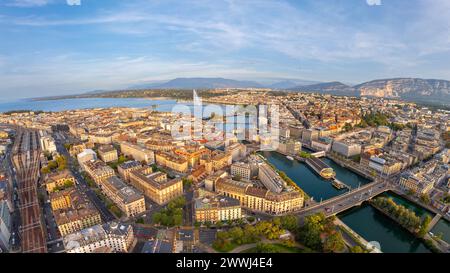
(241, 243, 312, 253)
(213, 242, 239, 253)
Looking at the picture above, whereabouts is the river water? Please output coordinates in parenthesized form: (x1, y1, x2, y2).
(260, 151, 371, 201)
(260, 151, 436, 253)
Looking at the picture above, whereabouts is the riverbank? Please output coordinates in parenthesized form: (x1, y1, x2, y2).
(261, 151, 371, 201)
(338, 202, 432, 253)
(369, 197, 442, 253)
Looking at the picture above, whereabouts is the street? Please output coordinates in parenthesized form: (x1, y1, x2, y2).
(54, 134, 115, 222)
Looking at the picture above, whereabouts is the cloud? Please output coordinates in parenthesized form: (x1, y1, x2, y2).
(2, 0, 412, 62)
(1, 0, 450, 98)
(0, 53, 292, 98)
(4, 0, 52, 7)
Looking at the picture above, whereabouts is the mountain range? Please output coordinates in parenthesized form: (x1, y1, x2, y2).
(128, 77, 319, 90)
(82, 77, 450, 106)
(291, 78, 450, 105)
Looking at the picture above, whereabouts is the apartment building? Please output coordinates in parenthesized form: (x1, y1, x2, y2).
(82, 160, 115, 185)
(117, 160, 142, 182)
(102, 176, 146, 218)
(54, 199, 102, 236)
(120, 142, 155, 164)
(77, 149, 97, 167)
(230, 162, 252, 181)
(44, 169, 76, 193)
(332, 140, 362, 157)
(64, 222, 134, 253)
(155, 151, 189, 173)
(173, 145, 210, 167)
(98, 144, 118, 163)
(194, 195, 242, 223)
(129, 168, 183, 205)
(215, 178, 303, 215)
(49, 188, 77, 210)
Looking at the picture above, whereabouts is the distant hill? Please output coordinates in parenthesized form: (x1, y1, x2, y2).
(355, 78, 450, 104)
(290, 78, 450, 105)
(130, 77, 320, 90)
(291, 81, 358, 96)
(139, 77, 263, 89)
(268, 79, 320, 89)
(36, 77, 450, 106)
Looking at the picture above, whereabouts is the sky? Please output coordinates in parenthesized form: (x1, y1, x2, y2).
(0, 0, 449, 99)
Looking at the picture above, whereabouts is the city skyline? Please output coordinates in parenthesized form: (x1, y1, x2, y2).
(1, 0, 450, 99)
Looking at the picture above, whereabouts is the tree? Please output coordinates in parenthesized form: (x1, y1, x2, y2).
(117, 155, 127, 164)
(350, 246, 365, 253)
(418, 215, 432, 238)
(255, 243, 280, 253)
(343, 123, 353, 132)
(152, 212, 162, 224)
(41, 167, 51, 174)
(173, 214, 183, 227)
(297, 213, 326, 251)
(420, 194, 431, 205)
(64, 143, 73, 151)
(323, 231, 345, 253)
(182, 178, 193, 189)
(279, 215, 298, 231)
(47, 160, 58, 170)
(63, 179, 74, 188)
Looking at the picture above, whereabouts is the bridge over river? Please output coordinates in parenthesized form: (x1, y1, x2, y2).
(295, 180, 390, 218)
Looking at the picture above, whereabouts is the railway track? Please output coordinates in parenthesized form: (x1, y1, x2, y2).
(11, 129, 47, 253)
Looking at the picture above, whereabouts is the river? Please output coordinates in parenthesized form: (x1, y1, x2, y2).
(260, 151, 371, 201)
(261, 150, 437, 253)
(338, 202, 432, 253)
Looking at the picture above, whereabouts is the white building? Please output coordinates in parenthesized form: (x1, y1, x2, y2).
(332, 141, 361, 157)
(258, 163, 285, 193)
(64, 222, 134, 253)
(225, 143, 247, 162)
(311, 138, 333, 152)
(39, 131, 57, 154)
(0, 201, 11, 252)
(120, 142, 155, 164)
(231, 162, 252, 181)
(77, 149, 98, 168)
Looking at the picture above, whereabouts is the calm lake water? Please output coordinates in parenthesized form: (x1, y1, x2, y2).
(0, 98, 182, 113)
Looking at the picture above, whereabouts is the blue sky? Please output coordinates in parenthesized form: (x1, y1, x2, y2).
(0, 0, 449, 99)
